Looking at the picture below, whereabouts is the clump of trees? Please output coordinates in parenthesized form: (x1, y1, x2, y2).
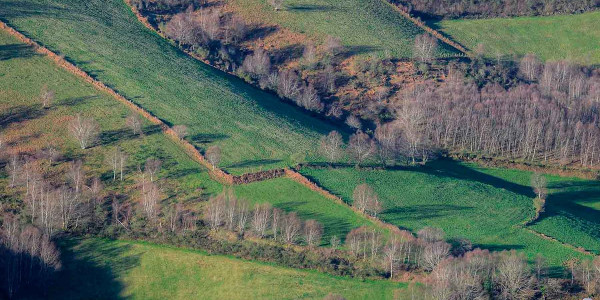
(395, 0, 600, 19)
(0, 215, 61, 298)
(203, 190, 324, 246)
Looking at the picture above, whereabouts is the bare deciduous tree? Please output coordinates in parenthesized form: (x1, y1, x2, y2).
(495, 250, 535, 300)
(144, 158, 162, 182)
(283, 212, 302, 244)
(269, 0, 284, 11)
(205, 146, 221, 170)
(242, 47, 271, 78)
(417, 227, 444, 243)
(302, 42, 317, 66)
(251, 203, 271, 238)
(126, 114, 143, 135)
(106, 148, 128, 181)
(303, 219, 323, 247)
(140, 176, 160, 221)
(519, 53, 542, 81)
(69, 114, 99, 150)
(420, 241, 450, 271)
(66, 160, 84, 194)
(348, 131, 375, 167)
(531, 172, 547, 200)
(325, 36, 343, 57)
(205, 193, 226, 230)
(345, 115, 362, 130)
(319, 130, 344, 165)
(236, 198, 250, 234)
(413, 34, 437, 62)
(352, 183, 378, 215)
(39, 85, 55, 109)
(172, 125, 188, 141)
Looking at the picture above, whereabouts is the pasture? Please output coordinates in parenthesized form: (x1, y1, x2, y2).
(437, 11, 600, 64)
(229, 0, 459, 58)
(300, 160, 599, 266)
(35, 238, 406, 300)
(0, 0, 343, 175)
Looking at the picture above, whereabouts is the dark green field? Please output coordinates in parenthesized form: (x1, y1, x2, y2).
(300, 160, 599, 266)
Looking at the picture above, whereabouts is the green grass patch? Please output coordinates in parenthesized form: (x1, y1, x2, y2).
(37, 238, 405, 300)
(0, 29, 221, 202)
(230, 0, 458, 58)
(0, 0, 345, 174)
(437, 11, 600, 64)
(234, 177, 378, 244)
(300, 160, 597, 266)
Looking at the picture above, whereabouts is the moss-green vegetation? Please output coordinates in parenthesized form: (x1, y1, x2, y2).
(0, 0, 345, 174)
(36, 238, 405, 300)
(234, 177, 378, 244)
(437, 11, 600, 64)
(300, 160, 598, 266)
(230, 0, 458, 58)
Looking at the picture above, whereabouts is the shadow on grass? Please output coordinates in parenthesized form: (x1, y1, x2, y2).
(98, 125, 162, 147)
(190, 133, 229, 145)
(398, 159, 537, 198)
(0, 43, 38, 60)
(39, 238, 140, 300)
(0, 1, 75, 20)
(59, 95, 100, 107)
(286, 4, 339, 12)
(382, 204, 473, 221)
(0, 104, 45, 128)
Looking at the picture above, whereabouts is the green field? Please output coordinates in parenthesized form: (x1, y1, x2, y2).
(300, 160, 599, 266)
(234, 177, 378, 244)
(33, 238, 405, 300)
(0, 27, 374, 245)
(0, 29, 221, 204)
(230, 0, 459, 58)
(0, 0, 346, 175)
(437, 11, 600, 64)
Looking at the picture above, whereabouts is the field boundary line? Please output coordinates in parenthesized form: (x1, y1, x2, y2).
(380, 0, 471, 56)
(519, 226, 596, 256)
(284, 168, 407, 236)
(0, 20, 235, 185)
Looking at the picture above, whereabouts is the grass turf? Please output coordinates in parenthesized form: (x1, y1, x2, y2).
(229, 0, 459, 58)
(436, 11, 600, 64)
(29, 238, 405, 300)
(0, 0, 344, 175)
(299, 160, 598, 266)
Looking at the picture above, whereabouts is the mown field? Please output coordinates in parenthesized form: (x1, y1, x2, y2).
(0, 0, 345, 175)
(229, 0, 459, 58)
(437, 11, 600, 64)
(26, 238, 405, 300)
(300, 160, 599, 266)
(0, 28, 372, 247)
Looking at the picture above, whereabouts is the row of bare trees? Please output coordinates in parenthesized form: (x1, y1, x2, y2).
(346, 226, 456, 279)
(204, 190, 323, 246)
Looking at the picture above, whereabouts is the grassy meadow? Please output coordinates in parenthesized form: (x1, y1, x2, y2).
(0, 0, 346, 174)
(437, 11, 600, 64)
(300, 160, 599, 266)
(28, 238, 405, 300)
(0, 27, 375, 247)
(229, 0, 459, 58)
